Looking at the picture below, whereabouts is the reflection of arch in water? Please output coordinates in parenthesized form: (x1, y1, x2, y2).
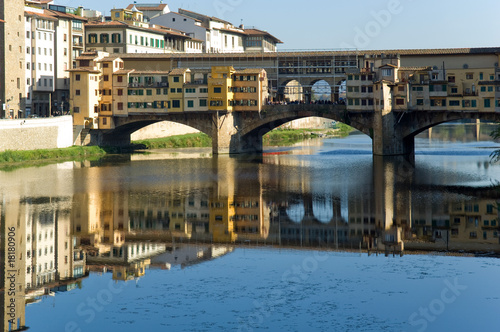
(312, 196, 334, 223)
(286, 200, 305, 223)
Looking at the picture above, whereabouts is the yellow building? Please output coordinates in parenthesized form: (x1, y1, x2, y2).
(208, 66, 235, 112)
(110, 7, 146, 28)
(69, 61, 269, 131)
(346, 53, 500, 113)
(209, 197, 237, 243)
(68, 51, 106, 129)
(232, 68, 269, 111)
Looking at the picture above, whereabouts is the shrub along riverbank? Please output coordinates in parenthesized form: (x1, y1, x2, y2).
(0, 146, 107, 170)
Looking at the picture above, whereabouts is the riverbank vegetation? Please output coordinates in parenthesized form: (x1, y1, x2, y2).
(0, 125, 355, 169)
(0, 146, 106, 170)
(133, 133, 212, 149)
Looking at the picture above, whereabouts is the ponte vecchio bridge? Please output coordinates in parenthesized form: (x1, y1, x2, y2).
(90, 47, 500, 156)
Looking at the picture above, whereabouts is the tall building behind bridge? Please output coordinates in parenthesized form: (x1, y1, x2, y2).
(0, 0, 26, 119)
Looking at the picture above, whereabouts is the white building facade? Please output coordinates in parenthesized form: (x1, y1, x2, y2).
(25, 7, 56, 117)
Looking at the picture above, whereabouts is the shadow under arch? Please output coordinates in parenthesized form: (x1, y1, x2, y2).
(91, 113, 214, 146)
(237, 105, 373, 144)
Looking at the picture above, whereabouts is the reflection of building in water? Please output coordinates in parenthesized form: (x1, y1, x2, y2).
(1, 197, 28, 331)
(274, 194, 348, 246)
(409, 199, 499, 251)
(151, 244, 234, 269)
(86, 242, 166, 281)
(73, 190, 128, 250)
(129, 193, 171, 232)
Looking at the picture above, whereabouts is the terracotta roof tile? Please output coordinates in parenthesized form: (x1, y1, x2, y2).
(169, 68, 190, 75)
(244, 28, 282, 44)
(126, 4, 169, 11)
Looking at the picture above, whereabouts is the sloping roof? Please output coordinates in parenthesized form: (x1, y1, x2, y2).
(45, 9, 87, 21)
(245, 28, 283, 44)
(167, 11, 202, 23)
(379, 64, 398, 68)
(66, 67, 100, 73)
(98, 56, 121, 62)
(399, 66, 432, 71)
(25, 10, 58, 21)
(178, 8, 233, 25)
(126, 4, 169, 11)
(235, 68, 265, 74)
(169, 68, 190, 75)
(130, 70, 171, 75)
(114, 69, 136, 74)
(85, 20, 191, 39)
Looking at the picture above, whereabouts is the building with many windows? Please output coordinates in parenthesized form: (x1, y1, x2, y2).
(25, 7, 56, 117)
(68, 52, 269, 130)
(346, 53, 500, 113)
(85, 7, 203, 54)
(151, 8, 282, 53)
(45, 5, 87, 115)
(1, 0, 26, 120)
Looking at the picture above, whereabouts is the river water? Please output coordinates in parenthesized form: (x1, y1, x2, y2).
(1, 123, 500, 331)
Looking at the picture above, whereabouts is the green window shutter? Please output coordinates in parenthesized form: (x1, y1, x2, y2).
(472, 100, 477, 107)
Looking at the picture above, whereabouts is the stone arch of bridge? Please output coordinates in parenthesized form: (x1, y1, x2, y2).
(237, 107, 373, 141)
(397, 110, 500, 145)
(92, 114, 214, 146)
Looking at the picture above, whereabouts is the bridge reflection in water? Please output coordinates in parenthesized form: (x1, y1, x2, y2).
(1, 150, 499, 329)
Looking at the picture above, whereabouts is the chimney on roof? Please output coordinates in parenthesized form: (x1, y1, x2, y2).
(239, 24, 244, 29)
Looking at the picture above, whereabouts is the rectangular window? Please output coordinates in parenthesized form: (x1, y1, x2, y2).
(103, 75, 109, 81)
(172, 100, 180, 108)
(416, 99, 424, 106)
(396, 98, 405, 105)
(199, 99, 207, 107)
(117, 89, 123, 96)
(177, 88, 182, 93)
(76, 90, 80, 96)
(117, 76, 123, 83)
(449, 100, 460, 106)
(214, 87, 222, 93)
(117, 102, 123, 110)
(187, 100, 194, 108)
(173, 77, 180, 83)
(75, 74, 80, 81)
(146, 89, 152, 95)
(466, 73, 473, 80)
(484, 99, 491, 108)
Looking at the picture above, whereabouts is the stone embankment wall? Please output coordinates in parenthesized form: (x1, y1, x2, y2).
(0, 116, 73, 152)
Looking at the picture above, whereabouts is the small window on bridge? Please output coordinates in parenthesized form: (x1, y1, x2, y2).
(214, 87, 222, 93)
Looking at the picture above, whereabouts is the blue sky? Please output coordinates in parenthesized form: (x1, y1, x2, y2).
(61, 0, 500, 50)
